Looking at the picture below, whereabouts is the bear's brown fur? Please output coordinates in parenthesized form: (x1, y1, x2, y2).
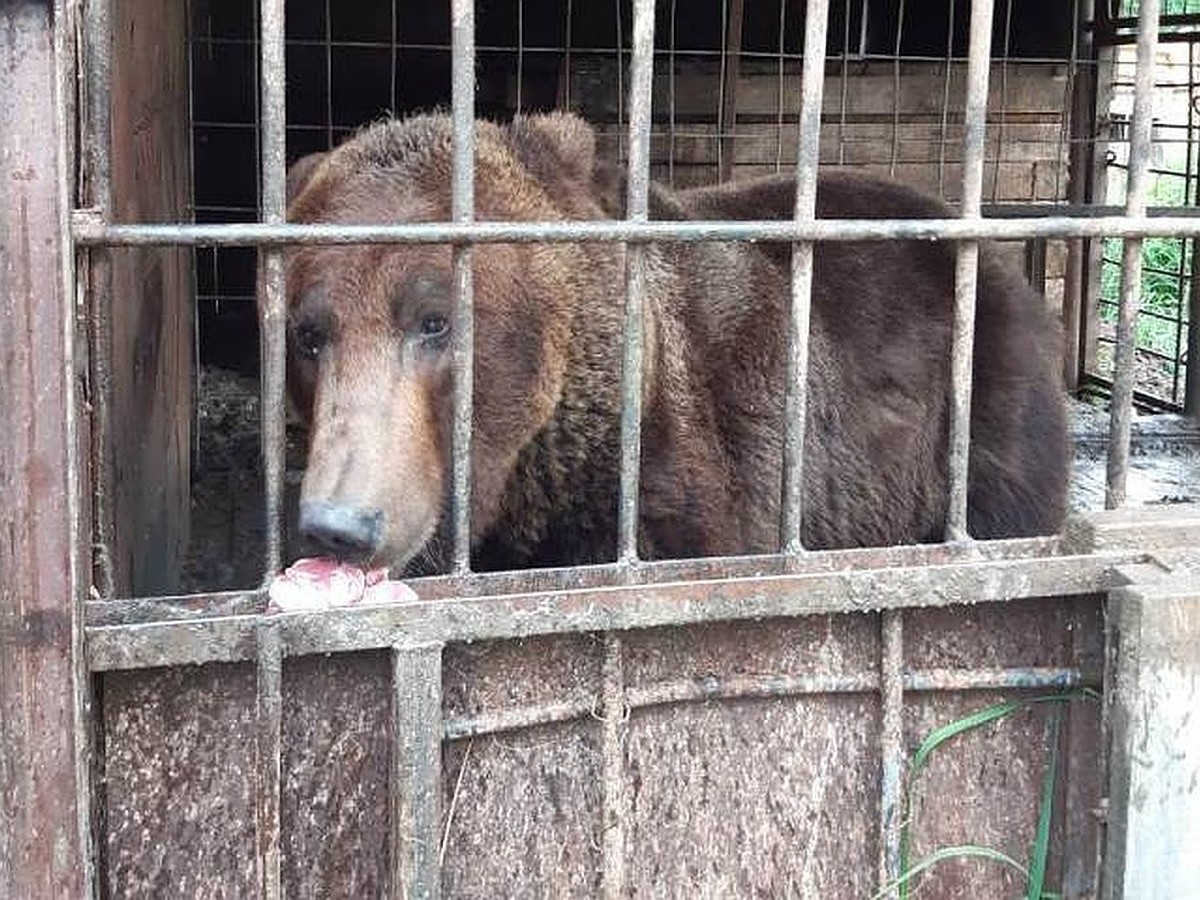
(279, 111, 1068, 573)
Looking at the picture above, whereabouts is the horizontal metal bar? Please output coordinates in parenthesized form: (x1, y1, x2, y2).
(437, 666, 1092, 744)
(85, 535, 1070, 628)
(85, 551, 1132, 672)
(72, 216, 1200, 248)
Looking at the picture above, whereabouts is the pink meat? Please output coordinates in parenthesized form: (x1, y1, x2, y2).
(267, 557, 418, 612)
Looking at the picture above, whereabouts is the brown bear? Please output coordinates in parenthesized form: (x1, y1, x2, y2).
(279, 111, 1068, 574)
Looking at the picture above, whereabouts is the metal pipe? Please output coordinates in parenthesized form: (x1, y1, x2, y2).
(1107, 0, 1160, 508)
(944, 0, 995, 542)
(616, 0, 656, 565)
(780, 0, 831, 554)
(74, 213, 1200, 249)
(84, 0, 115, 596)
(391, 643, 444, 900)
(259, 0, 288, 577)
(878, 610, 904, 897)
(450, 0, 476, 575)
(440, 667, 1090, 743)
(600, 634, 628, 900)
(254, 623, 283, 900)
(85, 551, 1125, 672)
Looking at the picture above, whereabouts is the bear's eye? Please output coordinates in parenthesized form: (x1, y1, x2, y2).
(293, 322, 328, 362)
(418, 314, 450, 342)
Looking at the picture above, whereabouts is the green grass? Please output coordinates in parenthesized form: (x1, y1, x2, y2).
(875, 689, 1100, 900)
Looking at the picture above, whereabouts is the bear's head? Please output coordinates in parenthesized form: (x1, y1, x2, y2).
(276, 112, 607, 572)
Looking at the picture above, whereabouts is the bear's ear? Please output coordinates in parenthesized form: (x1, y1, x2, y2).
(506, 112, 597, 190)
(286, 152, 329, 207)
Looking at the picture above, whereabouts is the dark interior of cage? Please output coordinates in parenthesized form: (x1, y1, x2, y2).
(104, 0, 1199, 596)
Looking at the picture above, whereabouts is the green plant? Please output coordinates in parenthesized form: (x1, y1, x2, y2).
(874, 689, 1100, 900)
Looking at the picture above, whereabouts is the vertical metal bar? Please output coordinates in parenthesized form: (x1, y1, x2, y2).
(563, 0, 574, 110)
(669, 0, 677, 186)
(878, 610, 905, 897)
(937, 0, 956, 198)
(837, 0, 852, 167)
(516, 0, 524, 112)
(991, 0, 1014, 202)
(450, 0, 476, 574)
(718, 0, 745, 184)
(1106, 0, 1159, 509)
(391, 643, 444, 900)
(1188, 219, 1200, 418)
(616, 0, 656, 565)
(1171, 44, 1194, 406)
(324, 0, 333, 147)
(85, 0, 116, 596)
(889, 0, 906, 178)
(775, 0, 788, 171)
(780, 0, 831, 555)
(944, 0, 995, 542)
(390, 0, 399, 112)
(260, 0, 288, 576)
(1062, 0, 1094, 392)
(600, 634, 628, 900)
(254, 623, 283, 900)
(615, 0, 625, 160)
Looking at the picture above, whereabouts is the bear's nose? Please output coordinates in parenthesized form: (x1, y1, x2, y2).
(300, 501, 383, 560)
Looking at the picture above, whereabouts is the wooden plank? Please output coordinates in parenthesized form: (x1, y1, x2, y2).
(1103, 568, 1200, 899)
(0, 2, 91, 896)
(108, 0, 193, 594)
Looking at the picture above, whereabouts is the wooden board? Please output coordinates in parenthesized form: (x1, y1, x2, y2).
(108, 0, 194, 594)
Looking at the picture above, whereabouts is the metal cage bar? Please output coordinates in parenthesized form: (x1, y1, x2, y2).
(945, 0, 996, 542)
(84, 0, 115, 597)
(600, 634, 629, 900)
(616, 0, 657, 565)
(450, 0, 477, 574)
(391, 643, 445, 900)
(878, 610, 905, 895)
(259, 0, 288, 577)
(780, 0, 831, 554)
(254, 623, 283, 900)
(1107, 0, 1161, 507)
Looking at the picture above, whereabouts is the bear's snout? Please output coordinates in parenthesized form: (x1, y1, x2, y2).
(300, 499, 384, 561)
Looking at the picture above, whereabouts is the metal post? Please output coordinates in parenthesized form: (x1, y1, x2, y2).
(945, 0, 995, 542)
(617, 0, 656, 565)
(450, 0, 476, 575)
(600, 634, 628, 900)
(259, 0, 287, 576)
(780, 0, 831, 554)
(254, 623, 283, 900)
(391, 643, 444, 900)
(1106, 0, 1159, 508)
(877, 610, 905, 897)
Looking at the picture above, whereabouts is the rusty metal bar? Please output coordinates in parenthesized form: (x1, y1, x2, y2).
(717, 0, 745, 183)
(937, 0, 957, 197)
(878, 610, 904, 896)
(72, 212, 1200, 247)
(0, 1, 92, 893)
(84, 0, 115, 596)
(945, 0, 995, 542)
(85, 551, 1126, 671)
(1107, 0, 1160, 508)
(254, 623, 283, 900)
(888, 0, 906, 178)
(600, 634, 628, 900)
(391, 643, 444, 900)
(780, 0, 830, 554)
(259, 0, 287, 576)
(1063, 0, 1096, 392)
(439, 665, 1090, 743)
(450, 0, 476, 575)
(86, 533, 1069, 627)
(616, 0, 656, 565)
